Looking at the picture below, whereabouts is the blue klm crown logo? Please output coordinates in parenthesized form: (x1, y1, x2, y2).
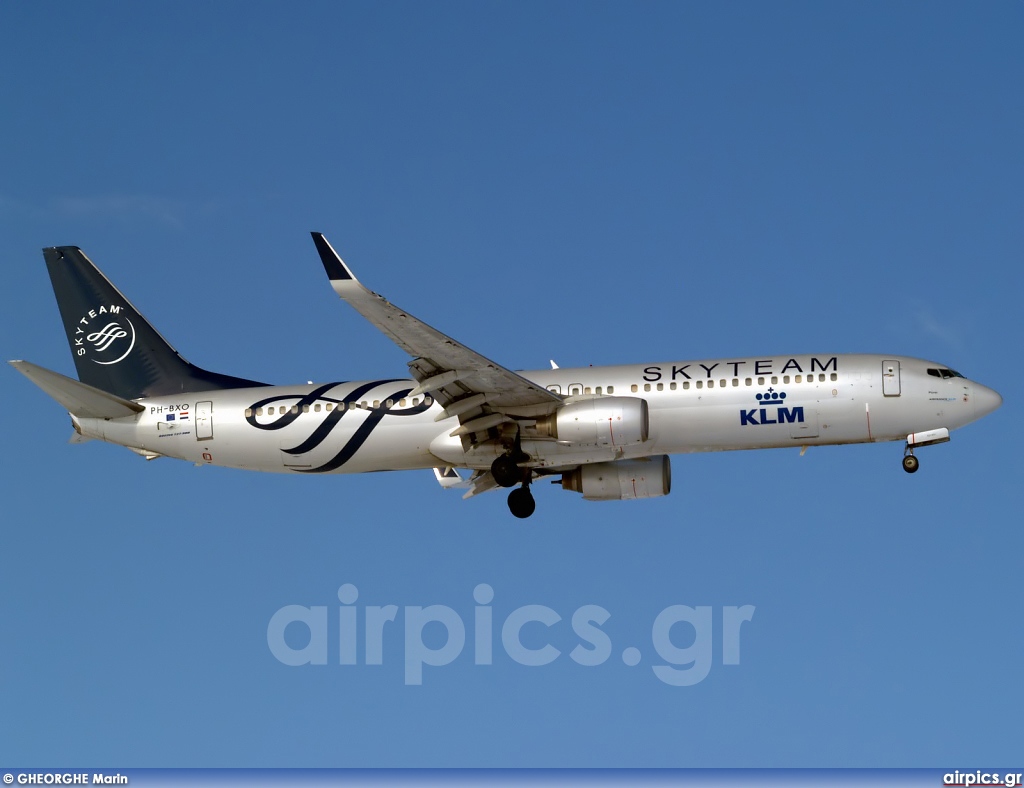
(755, 388, 787, 405)
(741, 388, 804, 426)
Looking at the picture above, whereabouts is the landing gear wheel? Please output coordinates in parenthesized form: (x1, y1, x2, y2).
(507, 486, 536, 519)
(491, 455, 521, 488)
(902, 454, 920, 474)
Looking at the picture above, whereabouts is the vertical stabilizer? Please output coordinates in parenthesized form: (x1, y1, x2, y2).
(43, 246, 266, 399)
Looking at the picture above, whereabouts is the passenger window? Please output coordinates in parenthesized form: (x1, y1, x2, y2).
(707, 380, 714, 388)
(696, 380, 703, 389)
(683, 381, 690, 390)
(326, 403, 333, 411)
(732, 379, 739, 387)
(595, 386, 602, 395)
(771, 376, 778, 385)
(818, 374, 825, 382)
(302, 404, 310, 413)
(314, 403, 321, 412)
(584, 387, 591, 395)
(245, 408, 253, 418)
(745, 378, 752, 386)
(758, 377, 765, 386)
(373, 400, 380, 409)
(400, 399, 407, 407)
(783, 376, 790, 384)
(670, 382, 677, 391)
(606, 386, 614, 394)
(795, 375, 802, 383)
(830, 373, 838, 382)
(720, 379, 727, 388)
(644, 383, 651, 392)
(631, 384, 638, 393)
(256, 407, 263, 416)
(386, 399, 394, 408)
(291, 405, 299, 414)
(657, 383, 664, 391)
(424, 396, 433, 406)
(348, 402, 356, 410)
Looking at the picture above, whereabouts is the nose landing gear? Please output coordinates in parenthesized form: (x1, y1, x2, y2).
(900, 427, 949, 473)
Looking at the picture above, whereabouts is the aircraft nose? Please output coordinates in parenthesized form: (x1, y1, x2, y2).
(974, 383, 1003, 418)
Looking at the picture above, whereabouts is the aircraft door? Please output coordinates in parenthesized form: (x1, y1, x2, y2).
(882, 360, 901, 397)
(195, 400, 214, 440)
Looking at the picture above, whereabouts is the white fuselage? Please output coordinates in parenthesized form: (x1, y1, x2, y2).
(74, 353, 1000, 475)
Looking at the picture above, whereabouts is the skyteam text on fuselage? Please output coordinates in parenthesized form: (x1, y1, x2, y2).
(11, 235, 1003, 518)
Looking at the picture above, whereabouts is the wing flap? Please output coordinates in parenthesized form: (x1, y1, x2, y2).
(311, 233, 562, 435)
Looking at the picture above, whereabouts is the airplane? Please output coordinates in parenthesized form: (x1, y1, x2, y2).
(11, 234, 1003, 519)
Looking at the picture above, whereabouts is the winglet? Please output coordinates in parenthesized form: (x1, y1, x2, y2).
(311, 232, 357, 282)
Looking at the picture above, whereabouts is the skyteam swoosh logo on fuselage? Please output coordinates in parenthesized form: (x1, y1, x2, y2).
(245, 380, 431, 473)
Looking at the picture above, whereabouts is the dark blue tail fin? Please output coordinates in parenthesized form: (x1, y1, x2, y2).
(44, 245, 267, 399)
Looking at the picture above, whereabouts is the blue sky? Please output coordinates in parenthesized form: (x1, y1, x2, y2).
(1, 1, 1021, 768)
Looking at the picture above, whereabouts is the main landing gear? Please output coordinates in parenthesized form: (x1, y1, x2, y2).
(490, 427, 536, 518)
(506, 484, 536, 519)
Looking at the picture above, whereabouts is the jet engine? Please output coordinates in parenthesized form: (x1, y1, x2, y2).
(536, 397, 649, 446)
(561, 456, 671, 501)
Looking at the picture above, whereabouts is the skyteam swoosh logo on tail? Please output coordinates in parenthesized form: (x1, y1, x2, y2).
(88, 322, 128, 350)
(73, 305, 136, 365)
(245, 381, 432, 472)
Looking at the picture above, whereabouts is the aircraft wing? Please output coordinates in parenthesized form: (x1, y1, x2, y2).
(312, 233, 562, 437)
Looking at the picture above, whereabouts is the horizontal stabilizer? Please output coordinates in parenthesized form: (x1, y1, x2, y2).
(10, 360, 145, 419)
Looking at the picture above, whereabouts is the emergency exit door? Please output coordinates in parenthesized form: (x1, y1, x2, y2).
(882, 360, 901, 396)
(195, 400, 214, 440)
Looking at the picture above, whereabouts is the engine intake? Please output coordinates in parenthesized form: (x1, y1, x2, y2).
(561, 456, 671, 501)
(538, 396, 649, 446)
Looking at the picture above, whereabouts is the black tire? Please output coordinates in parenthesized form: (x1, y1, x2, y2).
(902, 455, 920, 474)
(507, 487, 536, 519)
(491, 455, 521, 488)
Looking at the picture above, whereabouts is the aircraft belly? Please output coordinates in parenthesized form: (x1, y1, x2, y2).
(255, 415, 439, 474)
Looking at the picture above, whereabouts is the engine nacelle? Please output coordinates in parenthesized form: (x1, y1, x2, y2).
(561, 456, 671, 501)
(541, 396, 649, 446)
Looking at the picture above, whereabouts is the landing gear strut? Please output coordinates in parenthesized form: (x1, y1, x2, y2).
(902, 446, 920, 474)
(491, 426, 530, 488)
(493, 426, 535, 518)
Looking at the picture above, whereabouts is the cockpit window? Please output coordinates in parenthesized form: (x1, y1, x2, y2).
(927, 368, 964, 379)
